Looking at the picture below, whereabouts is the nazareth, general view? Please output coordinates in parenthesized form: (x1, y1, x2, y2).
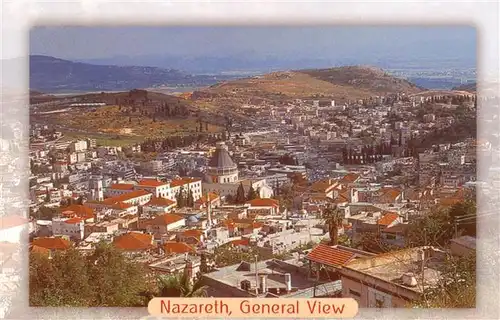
(26, 26, 486, 308)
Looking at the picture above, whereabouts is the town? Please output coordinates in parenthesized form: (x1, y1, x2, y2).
(26, 88, 484, 308)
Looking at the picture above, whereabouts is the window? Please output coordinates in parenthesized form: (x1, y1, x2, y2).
(385, 234, 397, 240)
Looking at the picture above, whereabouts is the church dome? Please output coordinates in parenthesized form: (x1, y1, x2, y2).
(206, 142, 239, 184)
(208, 142, 237, 169)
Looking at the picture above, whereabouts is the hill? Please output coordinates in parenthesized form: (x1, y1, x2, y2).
(452, 82, 477, 92)
(30, 89, 224, 146)
(190, 66, 425, 109)
(29, 55, 223, 93)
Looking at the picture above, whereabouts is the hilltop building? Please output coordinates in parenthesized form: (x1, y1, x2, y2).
(202, 142, 273, 198)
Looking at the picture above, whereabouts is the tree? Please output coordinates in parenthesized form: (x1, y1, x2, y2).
(406, 208, 453, 247)
(30, 248, 93, 307)
(176, 187, 186, 208)
(246, 185, 258, 201)
(186, 188, 194, 207)
(44, 187, 51, 203)
(410, 254, 476, 308)
(156, 272, 207, 297)
(235, 182, 246, 204)
(225, 194, 234, 204)
(448, 200, 476, 237)
(322, 205, 343, 246)
(406, 200, 476, 248)
(199, 253, 211, 274)
(86, 242, 151, 306)
(35, 206, 58, 220)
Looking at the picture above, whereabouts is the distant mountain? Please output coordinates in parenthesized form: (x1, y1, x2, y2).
(191, 66, 424, 110)
(78, 52, 476, 76)
(29, 55, 227, 93)
(452, 82, 477, 92)
(78, 55, 337, 74)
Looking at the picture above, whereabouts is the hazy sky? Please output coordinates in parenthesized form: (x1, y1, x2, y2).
(30, 25, 476, 61)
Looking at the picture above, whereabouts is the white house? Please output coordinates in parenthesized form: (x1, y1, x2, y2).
(52, 217, 85, 241)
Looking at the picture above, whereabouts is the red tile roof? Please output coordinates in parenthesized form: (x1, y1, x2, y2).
(30, 244, 51, 255)
(32, 237, 71, 250)
(137, 179, 168, 187)
(340, 173, 360, 184)
(305, 244, 356, 267)
(113, 232, 154, 251)
(102, 190, 152, 205)
(111, 201, 134, 210)
(60, 205, 94, 220)
(377, 213, 400, 226)
(170, 178, 201, 187)
(231, 238, 251, 246)
(310, 180, 337, 193)
(163, 241, 195, 254)
(246, 198, 279, 208)
(150, 213, 184, 226)
(379, 188, 402, 202)
(64, 217, 83, 224)
(181, 229, 204, 238)
(109, 183, 135, 190)
(146, 197, 176, 207)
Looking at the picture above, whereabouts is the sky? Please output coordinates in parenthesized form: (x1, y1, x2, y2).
(29, 25, 477, 63)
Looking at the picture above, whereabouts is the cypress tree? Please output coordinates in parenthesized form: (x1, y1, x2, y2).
(235, 183, 246, 204)
(247, 185, 258, 201)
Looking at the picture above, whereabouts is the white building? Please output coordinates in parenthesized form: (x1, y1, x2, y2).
(67, 153, 78, 164)
(70, 140, 88, 153)
(170, 178, 203, 202)
(52, 217, 85, 241)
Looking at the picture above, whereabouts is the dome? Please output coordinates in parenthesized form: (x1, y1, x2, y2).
(208, 142, 236, 169)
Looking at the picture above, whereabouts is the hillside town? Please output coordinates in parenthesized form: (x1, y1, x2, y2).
(26, 90, 487, 308)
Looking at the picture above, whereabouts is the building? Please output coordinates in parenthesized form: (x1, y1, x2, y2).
(70, 140, 88, 153)
(143, 197, 177, 215)
(449, 236, 476, 257)
(202, 142, 273, 198)
(113, 232, 156, 253)
(136, 179, 171, 198)
(142, 160, 164, 173)
(170, 178, 203, 202)
(246, 198, 281, 217)
(144, 213, 186, 240)
(31, 236, 72, 254)
(89, 176, 104, 201)
(206, 142, 239, 184)
(340, 246, 445, 307)
(52, 217, 85, 241)
(202, 258, 342, 298)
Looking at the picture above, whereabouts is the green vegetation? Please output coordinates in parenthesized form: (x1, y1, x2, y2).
(322, 205, 344, 246)
(410, 254, 476, 308)
(30, 243, 152, 307)
(156, 272, 207, 298)
(406, 200, 476, 248)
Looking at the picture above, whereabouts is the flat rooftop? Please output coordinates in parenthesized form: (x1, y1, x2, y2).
(204, 258, 341, 298)
(343, 247, 445, 294)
